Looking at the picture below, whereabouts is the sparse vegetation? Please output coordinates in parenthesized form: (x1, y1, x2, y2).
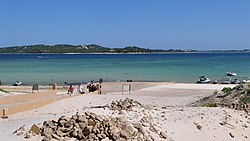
(247, 83, 250, 88)
(191, 84, 250, 109)
(201, 103, 217, 107)
(239, 96, 250, 104)
(247, 89, 250, 94)
(200, 96, 210, 101)
(221, 87, 232, 94)
(0, 88, 8, 93)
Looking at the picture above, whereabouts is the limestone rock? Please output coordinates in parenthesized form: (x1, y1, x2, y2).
(30, 124, 40, 135)
(16, 131, 24, 136)
(101, 137, 110, 141)
(88, 118, 95, 126)
(25, 99, 160, 141)
(229, 132, 234, 138)
(13, 124, 26, 134)
(149, 125, 158, 133)
(52, 133, 61, 140)
(24, 132, 32, 139)
(159, 131, 167, 139)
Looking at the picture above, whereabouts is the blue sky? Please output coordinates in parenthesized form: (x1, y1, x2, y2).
(0, 0, 249, 50)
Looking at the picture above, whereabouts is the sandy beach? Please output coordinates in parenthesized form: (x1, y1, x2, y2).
(0, 82, 249, 141)
(1, 0, 250, 140)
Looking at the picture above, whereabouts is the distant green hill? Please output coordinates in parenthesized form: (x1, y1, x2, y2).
(0, 44, 195, 53)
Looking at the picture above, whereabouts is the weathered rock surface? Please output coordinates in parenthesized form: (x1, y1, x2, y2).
(30, 124, 40, 135)
(39, 112, 151, 140)
(15, 98, 169, 141)
(109, 98, 144, 111)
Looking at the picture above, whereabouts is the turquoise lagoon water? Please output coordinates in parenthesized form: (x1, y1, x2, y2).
(0, 53, 250, 85)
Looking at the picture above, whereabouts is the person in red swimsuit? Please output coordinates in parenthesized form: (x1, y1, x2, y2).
(67, 85, 74, 95)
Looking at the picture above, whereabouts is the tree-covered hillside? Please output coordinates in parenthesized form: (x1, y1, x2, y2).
(0, 44, 195, 53)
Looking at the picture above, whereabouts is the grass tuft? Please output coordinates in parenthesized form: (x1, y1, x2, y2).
(0, 88, 8, 93)
(221, 87, 232, 94)
(201, 103, 217, 107)
(239, 96, 250, 104)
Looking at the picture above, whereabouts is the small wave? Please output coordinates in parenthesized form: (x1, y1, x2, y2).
(37, 56, 49, 59)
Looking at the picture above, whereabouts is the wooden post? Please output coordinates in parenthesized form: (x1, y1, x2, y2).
(52, 83, 57, 90)
(97, 84, 101, 94)
(2, 108, 8, 119)
(3, 109, 5, 116)
(32, 84, 39, 93)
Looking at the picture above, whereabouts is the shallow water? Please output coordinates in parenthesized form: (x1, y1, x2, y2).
(0, 53, 250, 85)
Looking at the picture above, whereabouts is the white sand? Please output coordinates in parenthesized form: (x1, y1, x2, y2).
(1, 82, 249, 141)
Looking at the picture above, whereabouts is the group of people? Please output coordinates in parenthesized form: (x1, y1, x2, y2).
(86, 81, 97, 92)
(67, 84, 85, 95)
(67, 80, 101, 95)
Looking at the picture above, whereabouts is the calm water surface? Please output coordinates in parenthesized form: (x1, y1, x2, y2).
(0, 53, 250, 85)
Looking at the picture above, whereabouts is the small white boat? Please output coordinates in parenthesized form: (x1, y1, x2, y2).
(13, 81, 22, 86)
(227, 72, 237, 76)
(242, 77, 250, 83)
(197, 76, 211, 83)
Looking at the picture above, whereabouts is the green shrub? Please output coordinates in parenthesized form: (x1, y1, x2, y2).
(247, 89, 250, 95)
(222, 87, 232, 94)
(240, 96, 250, 104)
(201, 103, 217, 107)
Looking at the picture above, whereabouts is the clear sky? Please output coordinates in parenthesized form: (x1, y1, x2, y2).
(0, 0, 249, 50)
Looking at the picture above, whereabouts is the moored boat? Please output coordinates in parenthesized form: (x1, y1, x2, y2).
(197, 76, 211, 83)
(242, 77, 250, 83)
(13, 81, 22, 86)
(227, 72, 237, 76)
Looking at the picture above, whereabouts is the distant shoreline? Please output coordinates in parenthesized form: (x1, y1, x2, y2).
(0, 51, 250, 55)
(0, 44, 249, 54)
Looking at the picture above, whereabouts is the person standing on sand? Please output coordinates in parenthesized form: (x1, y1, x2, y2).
(67, 85, 74, 96)
(77, 84, 85, 94)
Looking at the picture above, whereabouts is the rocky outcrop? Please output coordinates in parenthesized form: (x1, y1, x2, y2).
(14, 98, 170, 141)
(109, 98, 144, 111)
